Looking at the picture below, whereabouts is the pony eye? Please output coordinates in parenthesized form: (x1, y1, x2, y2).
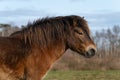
(74, 29, 83, 35)
(78, 32, 83, 35)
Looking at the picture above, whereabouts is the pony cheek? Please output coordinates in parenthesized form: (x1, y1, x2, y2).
(66, 38, 83, 52)
(66, 37, 77, 48)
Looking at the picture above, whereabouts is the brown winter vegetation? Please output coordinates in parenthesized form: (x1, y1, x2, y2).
(0, 23, 120, 71)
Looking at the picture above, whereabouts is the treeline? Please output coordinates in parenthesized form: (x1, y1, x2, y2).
(0, 23, 20, 36)
(0, 23, 120, 70)
(94, 25, 120, 58)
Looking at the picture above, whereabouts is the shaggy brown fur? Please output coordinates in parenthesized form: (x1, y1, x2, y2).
(0, 15, 96, 80)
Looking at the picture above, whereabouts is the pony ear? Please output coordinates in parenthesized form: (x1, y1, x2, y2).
(82, 16, 84, 19)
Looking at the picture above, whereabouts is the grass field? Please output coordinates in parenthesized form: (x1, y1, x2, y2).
(44, 70, 120, 80)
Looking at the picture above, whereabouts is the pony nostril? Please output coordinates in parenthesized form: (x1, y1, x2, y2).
(90, 49, 96, 54)
(85, 48, 96, 58)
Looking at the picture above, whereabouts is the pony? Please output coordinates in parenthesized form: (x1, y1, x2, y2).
(0, 15, 96, 80)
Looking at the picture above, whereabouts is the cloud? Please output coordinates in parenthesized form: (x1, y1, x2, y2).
(0, 8, 55, 26)
(83, 12, 120, 31)
(0, 9, 51, 17)
(0, 8, 120, 31)
(88, 12, 120, 25)
(69, 0, 86, 2)
(0, 0, 29, 1)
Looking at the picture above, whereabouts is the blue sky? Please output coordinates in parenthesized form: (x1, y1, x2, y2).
(0, 0, 120, 31)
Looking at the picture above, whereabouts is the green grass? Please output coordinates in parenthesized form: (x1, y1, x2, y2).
(44, 70, 120, 80)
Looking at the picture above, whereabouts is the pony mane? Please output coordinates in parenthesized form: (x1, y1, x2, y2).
(10, 15, 90, 48)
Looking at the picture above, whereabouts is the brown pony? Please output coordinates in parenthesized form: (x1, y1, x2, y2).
(0, 15, 96, 80)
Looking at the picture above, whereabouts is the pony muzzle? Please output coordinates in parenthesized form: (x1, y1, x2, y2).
(85, 45, 97, 58)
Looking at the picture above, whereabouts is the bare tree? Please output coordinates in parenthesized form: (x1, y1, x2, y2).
(0, 23, 20, 36)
